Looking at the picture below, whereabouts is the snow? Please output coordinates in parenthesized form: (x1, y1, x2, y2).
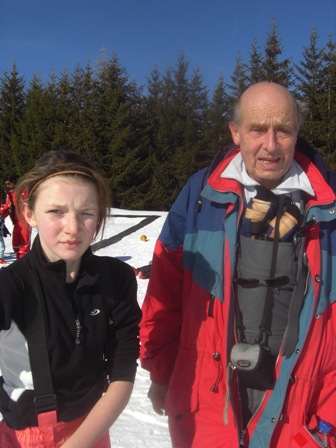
(1, 209, 172, 448)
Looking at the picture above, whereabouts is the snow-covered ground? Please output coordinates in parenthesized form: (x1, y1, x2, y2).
(1, 209, 172, 448)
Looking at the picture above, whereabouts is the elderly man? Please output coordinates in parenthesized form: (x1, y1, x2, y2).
(140, 82, 336, 447)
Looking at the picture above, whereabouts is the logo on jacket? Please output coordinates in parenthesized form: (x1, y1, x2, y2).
(90, 309, 101, 316)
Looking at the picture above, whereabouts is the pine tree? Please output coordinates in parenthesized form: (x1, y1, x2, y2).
(321, 36, 336, 166)
(145, 53, 210, 209)
(143, 66, 163, 146)
(0, 63, 26, 176)
(144, 54, 190, 209)
(142, 66, 171, 210)
(204, 74, 231, 159)
(52, 70, 73, 150)
(227, 52, 249, 102)
(43, 72, 60, 151)
(67, 63, 101, 161)
(94, 53, 145, 208)
(249, 38, 265, 83)
(294, 28, 326, 151)
(19, 74, 51, 172)
(262, 19, 292, 86)
(172, 66, 209, 178)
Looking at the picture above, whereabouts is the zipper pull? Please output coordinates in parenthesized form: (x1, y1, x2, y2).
(75, 319, 81, 345)
(297, 216, 316, 236)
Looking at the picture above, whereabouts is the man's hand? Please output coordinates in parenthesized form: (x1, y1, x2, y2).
(147, 382, 168, 415)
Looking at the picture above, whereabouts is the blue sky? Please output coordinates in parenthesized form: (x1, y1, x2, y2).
(1, 0, 336, 92)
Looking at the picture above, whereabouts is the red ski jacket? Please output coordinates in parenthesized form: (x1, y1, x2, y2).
(140, 144, 336, 447)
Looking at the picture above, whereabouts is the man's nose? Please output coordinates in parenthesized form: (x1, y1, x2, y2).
(263, 130, 278, 152)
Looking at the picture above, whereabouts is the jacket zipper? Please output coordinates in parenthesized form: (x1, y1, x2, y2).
(74, 318, 82, 345)
(67, 285, 82, 345)
(224, 193, 244, 435)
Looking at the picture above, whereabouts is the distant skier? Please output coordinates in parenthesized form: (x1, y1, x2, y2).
(0, 216, 7, 264)
(0, 174, 31, 259)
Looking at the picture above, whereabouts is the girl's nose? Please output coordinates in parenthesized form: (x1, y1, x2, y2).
(65, 214, 80, 233)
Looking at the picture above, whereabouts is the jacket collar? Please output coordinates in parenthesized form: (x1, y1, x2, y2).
(205, 146, 335, 206)
(28, 234, 94, 280)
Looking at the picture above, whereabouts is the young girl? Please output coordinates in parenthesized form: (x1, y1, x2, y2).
(0, 151, 142, 447)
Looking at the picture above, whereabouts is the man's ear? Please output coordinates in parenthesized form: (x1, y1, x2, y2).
(22, 203, 37, 228)
(229, 121, 240, 146)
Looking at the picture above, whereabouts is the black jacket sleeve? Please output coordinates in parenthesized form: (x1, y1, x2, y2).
(102, 258, 142, 383)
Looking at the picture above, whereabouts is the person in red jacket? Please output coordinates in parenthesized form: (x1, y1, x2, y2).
(0, 174, 31, 259)
(140, 82, 336, 447)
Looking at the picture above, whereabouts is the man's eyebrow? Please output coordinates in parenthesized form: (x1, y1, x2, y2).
(248, 122, 267, 129)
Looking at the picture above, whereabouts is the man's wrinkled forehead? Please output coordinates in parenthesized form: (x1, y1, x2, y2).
(239, 84, 299, 128)
(242, 104, 297, 128)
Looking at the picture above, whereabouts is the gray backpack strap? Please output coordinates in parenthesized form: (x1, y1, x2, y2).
(257, 195, 284, 344)
(282, 233, 308, 357)
(8, 261, 57, 416)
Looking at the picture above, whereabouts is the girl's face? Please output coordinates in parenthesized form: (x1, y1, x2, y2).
(24, 176, 99, 263)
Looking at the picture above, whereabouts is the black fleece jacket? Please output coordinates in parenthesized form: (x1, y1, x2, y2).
(0, 236, 141, 429)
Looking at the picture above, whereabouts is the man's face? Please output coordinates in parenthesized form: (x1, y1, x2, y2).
(229, 83, 298, 190)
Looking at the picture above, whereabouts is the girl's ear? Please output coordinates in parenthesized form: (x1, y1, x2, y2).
(22, 203, 37, 228)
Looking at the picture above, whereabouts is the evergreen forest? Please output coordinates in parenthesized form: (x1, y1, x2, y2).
(1, 23, 336, 210)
